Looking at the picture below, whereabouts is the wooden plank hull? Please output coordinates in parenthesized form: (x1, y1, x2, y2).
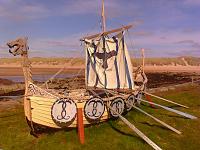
(24, 82, 143, 129)
(25, 91, 140, 129)
(27, 96, 110, 128)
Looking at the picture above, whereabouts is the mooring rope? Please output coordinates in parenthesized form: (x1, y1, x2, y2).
(41, 48, 85, 88)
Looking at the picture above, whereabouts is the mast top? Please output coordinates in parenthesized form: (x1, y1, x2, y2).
(101, 0, 106, 32)
(81, 25, 132, 40)
(81, 0, 133, 41)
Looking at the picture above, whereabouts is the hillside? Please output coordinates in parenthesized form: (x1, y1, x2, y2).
(0, 57, 200, 67)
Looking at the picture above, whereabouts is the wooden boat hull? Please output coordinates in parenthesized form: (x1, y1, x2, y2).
(27, 96, 109, 128)
(24, 84, 143, 129)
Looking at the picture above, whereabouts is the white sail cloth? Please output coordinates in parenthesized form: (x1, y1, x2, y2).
(85, 32, 134, 89)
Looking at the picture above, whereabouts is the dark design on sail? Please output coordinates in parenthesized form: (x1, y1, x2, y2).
(85, 32, 134, 89)
(92, 50, 117, 69)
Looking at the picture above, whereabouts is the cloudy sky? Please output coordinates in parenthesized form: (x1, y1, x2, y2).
(0, 0, 200, 58)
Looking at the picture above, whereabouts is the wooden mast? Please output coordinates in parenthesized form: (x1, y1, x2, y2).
(141, 48, 145, 73)
(101, 0, 106, 32)
(81, 0, 132, 40)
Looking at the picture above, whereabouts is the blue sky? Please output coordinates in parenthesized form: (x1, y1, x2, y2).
(0, 0, 200, 58)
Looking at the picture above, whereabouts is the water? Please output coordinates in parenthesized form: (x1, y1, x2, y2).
(0, 95, 23, 100)
(0, 73, 78, 82)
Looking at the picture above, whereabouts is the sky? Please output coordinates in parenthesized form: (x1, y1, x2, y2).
(0, 0, 200, 58)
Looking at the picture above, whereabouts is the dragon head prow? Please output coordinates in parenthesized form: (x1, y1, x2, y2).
(7, 37, 29, 56)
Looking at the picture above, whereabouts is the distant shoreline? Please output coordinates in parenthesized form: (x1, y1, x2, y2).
(0, 64, 200, 76)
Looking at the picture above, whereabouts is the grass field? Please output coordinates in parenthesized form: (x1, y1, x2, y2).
(0, 56, 200, 66)
(0, 85, 200, 150)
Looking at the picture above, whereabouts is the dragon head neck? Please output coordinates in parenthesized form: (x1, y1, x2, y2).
(7, 37, 29, 56)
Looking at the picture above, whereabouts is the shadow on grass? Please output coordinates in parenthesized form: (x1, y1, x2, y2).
(140, 121, 174, 132)
(156, 113, 191, 120)
(164, 114, 191, 119)
(26, 117, 75, 138)
(0, 112, 22, 118)
(108, 120, 144, 142)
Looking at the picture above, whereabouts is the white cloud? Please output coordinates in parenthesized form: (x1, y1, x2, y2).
(128, 29, 200, 57)
(184, 0, 200, 5)
(0, 0, 139, 21)
(0, 0, 50, 21)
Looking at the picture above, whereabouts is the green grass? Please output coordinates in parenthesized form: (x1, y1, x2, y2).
(0, 85, 200, 150)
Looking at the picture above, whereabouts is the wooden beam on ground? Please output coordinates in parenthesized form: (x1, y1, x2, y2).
(143, 92, 189, 109)
(137, 98, 197, 119)
(103, 89, 182, 134)
(81, 25, 132, 40)
(132, 105, 181, 134)
(107, 105, 162, 150)
(88, 89, 162, 150)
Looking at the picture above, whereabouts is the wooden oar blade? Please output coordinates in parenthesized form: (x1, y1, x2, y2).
(144, 92, 189, 109)
(108, 105, 162, 150)
(132, 105, 181, 134)
(137, 98, 197, 120)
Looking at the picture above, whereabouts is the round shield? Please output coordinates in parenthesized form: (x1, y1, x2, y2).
(110, 97, 125, 117)
(136, 92, 143, 105)
(126, 95, 135, 111)
(84, 98, 105, 120)
(51, 98, 77, 125)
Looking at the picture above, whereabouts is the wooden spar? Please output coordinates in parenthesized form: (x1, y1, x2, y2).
(107, 105, 162, 150)
(137, 98, 197, 119)
(101, 0, 106, 32)
(144, 92, 189, 109)
(132, 105, 181, 134)
(97, 89, 182, 134)
(88, 89, 162, 150)
(141, 48, 145, 73)
(81, 25, 132, 40)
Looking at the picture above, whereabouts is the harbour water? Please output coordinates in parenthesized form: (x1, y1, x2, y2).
(0, 73, 78, 83)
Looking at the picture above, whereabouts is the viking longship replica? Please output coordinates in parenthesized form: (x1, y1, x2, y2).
(7, 1, 197, 150)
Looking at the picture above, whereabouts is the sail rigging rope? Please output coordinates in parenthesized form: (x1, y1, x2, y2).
(127, 29, 137, 59)
(40, 14, 102, 89)
(41, 48, 85, 88)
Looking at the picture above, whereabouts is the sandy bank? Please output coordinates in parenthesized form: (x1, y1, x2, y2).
(0, 64, 200, 76)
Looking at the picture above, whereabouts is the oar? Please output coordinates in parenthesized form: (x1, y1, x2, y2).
(107, 105, 162, 150)
(131, 105, 181, 134)
(89, 89, 162, 150)
(137, 98, 197, 120)
(144, 92, 189, 109)
(107, 90, 182, 134)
